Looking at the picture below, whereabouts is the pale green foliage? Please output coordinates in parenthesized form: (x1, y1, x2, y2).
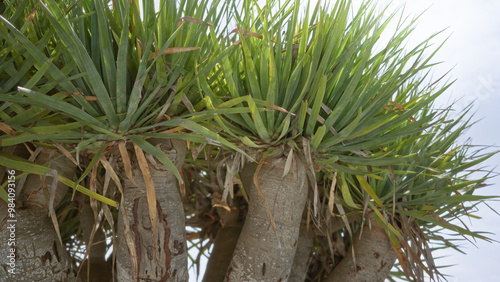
(0, 0, 498, 280)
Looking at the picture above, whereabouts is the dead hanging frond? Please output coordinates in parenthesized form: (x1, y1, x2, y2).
(328, 172, 338, 217)
(133, 144, 158, 250)
(55, 143, 81, 170)
(46, 169, 64, 248)
(214, 152, 242, 211)
(99, 153, 138, 279)
(302, 138, 319, 218)
(282, 146, 295, 179)
(0, 122, 18, 136)
(229, 27, 264, 46)
(148, 47, 201, 61)
(177, 16, 214, 28)
(335, 204, 355, 265)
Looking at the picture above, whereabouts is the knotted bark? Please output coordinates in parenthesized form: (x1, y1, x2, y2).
(225, 156, 307, 281)
(326, 218, 397, 282)
(0, 146, 79, 281)
(116, 139, 188, 281)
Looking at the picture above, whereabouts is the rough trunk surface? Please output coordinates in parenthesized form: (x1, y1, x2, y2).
(116, 139, 188, 281)
(327, 220, 397, 282)
(0, 208, 79, 282)
(203, 207, 243, 282)
(289, 223, 313, 282)
(225, 157, 307, 281)
(0, 147, 79, 281)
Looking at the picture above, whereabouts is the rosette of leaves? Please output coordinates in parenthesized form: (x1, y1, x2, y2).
(196, 0, 497, 280)
(0, 0, 241, 280)
(303, 103, 497, 281)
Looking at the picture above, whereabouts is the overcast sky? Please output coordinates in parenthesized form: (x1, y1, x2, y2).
(188, 0, 500, 280)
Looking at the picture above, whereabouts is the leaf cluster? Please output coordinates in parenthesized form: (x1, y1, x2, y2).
(0, 0, 498, 281)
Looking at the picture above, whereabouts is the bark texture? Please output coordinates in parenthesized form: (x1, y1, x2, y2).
(0, 147, 79, 281)
(203, 207, 243, 282)
(288, 223, 313, 282)
(116, 139, 188, 281)
(327, 220, 397, 282)
(225, 157, 307, 281)
(0, 208, 78, 282)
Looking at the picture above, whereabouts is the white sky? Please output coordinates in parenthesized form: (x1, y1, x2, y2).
(183, 0, 500, 280)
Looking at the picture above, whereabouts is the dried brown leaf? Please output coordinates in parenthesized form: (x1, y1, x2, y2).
(306, 107, 339, 137)
(390, 101, 405, 111)
(303, 139, 319, 216)
(328, 172, 337, 217)
(221, 155, 240, 202)
(230, 28, 263, 39)
(282, 147, 294, 179)
(153, 92, 175, 124)
(99, 156, 124, 194)
(213, 199, 231, 212)
(177, 16, 214, 28)
(429, 212, 455, 230)
(55, 143, 81, 170)
(335, 204, 353, 239)
(390, 239, 411, 279)
(46, 170, 63, 248)
(133, 144, 158, 238)
(253, 158, 278, 235)
(336, 203, 355, 264)
(398, 237, 433, 277)
(266, 103, 295, 115)
(428, 212, 476, 246)
(0, 122, 17, 136)
(383, 105, 396, 112)
(148, 47, 200, 60)
(60, 91, 98, 101)
(188, 143, 205, 161)
(119, 195, 139, 278)
(26, 3, 39, 23)
(181, 93, 195, 113)
(118, 141, 138, 187)
(389, 165, 395, 217)
(321, 103, 333, 114)
(136, 38, 146, 50)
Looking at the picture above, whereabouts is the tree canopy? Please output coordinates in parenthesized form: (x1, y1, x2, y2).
(0, 0, 498, 281)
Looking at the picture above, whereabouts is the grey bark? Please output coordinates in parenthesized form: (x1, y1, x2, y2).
(0, 147, 79, 281)
(288, 222, 313, 282)
(202, 206, 243, 282)
(225, 156, 308, 282)
(116, 139, 188, 281)
(326, 219, 397, 282)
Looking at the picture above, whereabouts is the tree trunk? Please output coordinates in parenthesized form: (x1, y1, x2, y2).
(202, 206, 243, 282)
(0, 147, 79, 281)
(116, 139, 188, 281)
(289, 222, 313, 282)
(326, 218, 397, 282)
(225, 156, 307, 281)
